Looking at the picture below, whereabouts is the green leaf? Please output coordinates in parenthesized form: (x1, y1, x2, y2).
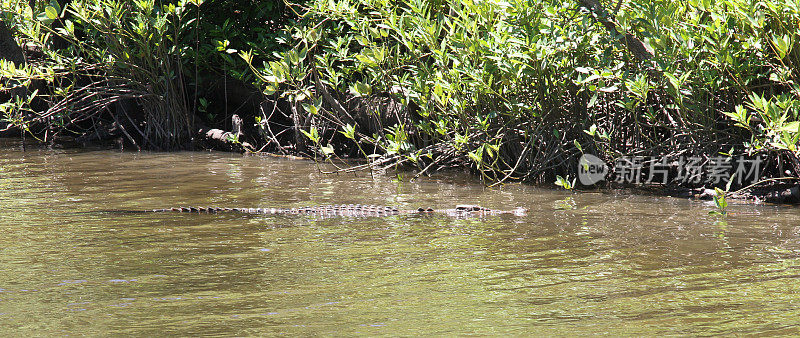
(665, 72, 680, 90)
(339, 124, 356, 140)
(286, 50, 299, 65)
(779, 121, 800, 132)
(306, 28, 319, 43)
(262, 83, 277, 95)
(301, 103, 318, 115)
(37, 12, 54, 24)
(320, 144, 335, 155)
(712, 186, 728, 214)
(49, 0, 61, 14)
(355, 54, 377, 67)
(555, 175, 573, 190)
(771, 34, 791, 59)
(349, 81, 372, 97)
(725, 173, 736, 192)
(198, 98, 209, 112)
(585, 124, 598, 137)
(467, 150, 482, 164)
(239, 50, 253, 63)
(584, 74, 602, 83)
(588, 93, 598, 107)
(300, 127, 320, 143)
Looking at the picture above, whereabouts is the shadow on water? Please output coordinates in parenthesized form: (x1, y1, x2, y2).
(1, 138, 800, 335)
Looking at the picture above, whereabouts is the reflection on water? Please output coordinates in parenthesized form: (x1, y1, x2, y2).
(1, 138, 799, 335)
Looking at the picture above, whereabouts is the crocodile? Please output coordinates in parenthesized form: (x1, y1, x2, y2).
(144, 204, 527, 217)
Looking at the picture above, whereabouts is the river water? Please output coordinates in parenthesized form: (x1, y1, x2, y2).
(1, 138, 799, 335)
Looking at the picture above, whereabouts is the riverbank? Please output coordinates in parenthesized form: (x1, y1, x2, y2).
(1, 0, 799, 199)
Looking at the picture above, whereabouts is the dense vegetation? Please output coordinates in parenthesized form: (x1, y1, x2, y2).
(1, 0, 799, 189)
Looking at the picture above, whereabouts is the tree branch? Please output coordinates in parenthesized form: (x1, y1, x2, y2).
(577, 0, 653, 62)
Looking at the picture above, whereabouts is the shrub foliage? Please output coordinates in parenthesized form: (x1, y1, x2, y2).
(1, 0, 799, 185)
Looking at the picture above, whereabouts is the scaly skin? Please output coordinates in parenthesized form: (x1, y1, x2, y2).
(147, 204, 527, 217)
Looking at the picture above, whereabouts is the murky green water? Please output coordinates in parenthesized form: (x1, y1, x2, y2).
(1, 138, 800, 335)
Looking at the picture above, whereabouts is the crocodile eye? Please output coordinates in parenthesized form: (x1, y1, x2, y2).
(472, 206, 481, 211)
(418, 207, 425, 212)
(456, 206, 467, 210)
(427, 208, 433, 212)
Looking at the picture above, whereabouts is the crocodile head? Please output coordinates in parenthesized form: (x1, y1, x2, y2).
(447, 205, 527, 216)
(455, 204, 483, 211)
